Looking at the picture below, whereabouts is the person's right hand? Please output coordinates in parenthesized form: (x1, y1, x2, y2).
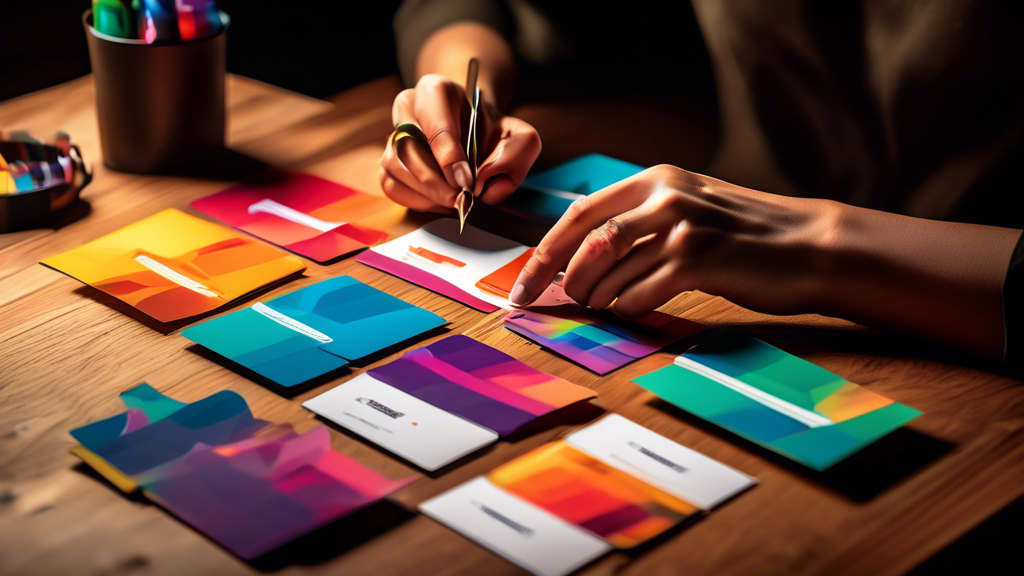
(378, 74, 541, 213)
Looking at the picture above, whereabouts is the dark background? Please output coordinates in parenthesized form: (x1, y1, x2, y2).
(1, 1, 1021, 573)
(0, 0, 404, 102)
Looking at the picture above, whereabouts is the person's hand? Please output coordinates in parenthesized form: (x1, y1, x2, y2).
(509, 164, 843, 318)
(378, 74, 541, 212)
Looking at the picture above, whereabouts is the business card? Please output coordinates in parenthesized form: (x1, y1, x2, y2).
(565, 414, 756, 510)
(420, 477, 611, 576)
(302, 373, 499, 471)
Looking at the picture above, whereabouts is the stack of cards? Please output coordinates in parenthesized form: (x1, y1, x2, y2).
(41, 209, 305, 322)
(70, 384, 416, 559)
(421, 414, 756, 576)
(356, 219, 532, 312)
(303, 335, 596, 470)
(182, 276, 447, 391)
(192, 170, 405, 263)
(633, 331, 923, 470)
(504, 283, 706, 374)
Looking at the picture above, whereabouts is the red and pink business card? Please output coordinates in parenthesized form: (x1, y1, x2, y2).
(192, 169, 406, 263)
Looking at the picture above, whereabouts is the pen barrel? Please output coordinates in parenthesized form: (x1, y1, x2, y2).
(83, 9, 227, 174)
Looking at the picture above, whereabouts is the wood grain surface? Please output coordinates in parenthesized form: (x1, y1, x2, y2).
(2, 74, 1023, 576)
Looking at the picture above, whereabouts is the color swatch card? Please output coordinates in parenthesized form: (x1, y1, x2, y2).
(633, 331, 923, 470)
(499, 154, 645, 224)
(192, 170, 406, 263)
(41, 209, 305, 322)
(504, 283, 706, 374)
(356, 218, 532, 312)
(70, 384, 416, 559)
(303, 335, 596, 470)
(182, 276, 446, 390)
(303, 373, 500, 471)
(421, 415, 755, 576)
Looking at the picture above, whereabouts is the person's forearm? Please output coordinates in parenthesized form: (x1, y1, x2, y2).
(415, 22, 517, 111)
(818, 203, 1022, 358)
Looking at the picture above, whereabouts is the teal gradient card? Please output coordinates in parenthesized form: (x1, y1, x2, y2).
(633, 332, 921, 470)
(183, 276, 447, 389)
(499, 154, 645, 223)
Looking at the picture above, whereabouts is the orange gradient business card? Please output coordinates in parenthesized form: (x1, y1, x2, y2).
(42, 209, 305, 322)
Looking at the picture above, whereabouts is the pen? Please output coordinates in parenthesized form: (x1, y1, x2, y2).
(455, 58, 481, 234)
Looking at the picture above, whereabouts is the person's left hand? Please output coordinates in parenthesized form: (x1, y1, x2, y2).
(509, 164, 842, 318)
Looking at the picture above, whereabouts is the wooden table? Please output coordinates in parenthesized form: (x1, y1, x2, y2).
(2, 74, 1023, 576)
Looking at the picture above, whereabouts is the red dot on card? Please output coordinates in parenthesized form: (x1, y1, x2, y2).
(412, 422, 418, 426)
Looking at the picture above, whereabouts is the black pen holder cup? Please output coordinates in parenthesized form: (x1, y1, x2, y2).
(83, 9, 228, 174)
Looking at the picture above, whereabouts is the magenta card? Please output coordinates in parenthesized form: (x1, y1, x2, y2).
(192, 169, 405, 263)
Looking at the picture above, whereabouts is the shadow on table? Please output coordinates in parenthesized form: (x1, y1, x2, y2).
(248, 500, 415, 571)
(72, 462, 415, 570)
(185, 344, 350, 398)
(108, 147, 269, 181)
(647, 398, 955, 502)
(737, 324, 1007, 376)
(61, 270, 305, 336)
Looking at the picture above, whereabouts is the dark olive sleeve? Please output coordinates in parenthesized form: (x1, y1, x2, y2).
(393, 0, 517, 87)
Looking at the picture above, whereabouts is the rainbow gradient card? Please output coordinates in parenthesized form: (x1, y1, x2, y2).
(420, 414, 754, 575)
(41, 209, 305, 322)
(488, 442, 699, 548)
(633, 332, 922, 470)
(504, 284, 706, 374)
(192, 170, 406, 263)
(70, 384, 416, 559)
(182, 276, 447, 390)
(366, 335, 596, 435)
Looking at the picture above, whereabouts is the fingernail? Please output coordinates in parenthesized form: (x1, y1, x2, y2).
(509, 284, 528, 306)
(453, 161, 473, 190)
(552, 272, 564, 286)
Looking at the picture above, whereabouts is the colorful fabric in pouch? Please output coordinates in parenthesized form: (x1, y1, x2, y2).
(504, 283, 706, 374)
(70, 384, 416, 559)
(633, 331, 923, 470)
(182, 276, 447, 390)
(41, 209, 305, 323)
(487, 441, 699, 548)
(366, 335, 595, 435)
(192, 170, 404, 263)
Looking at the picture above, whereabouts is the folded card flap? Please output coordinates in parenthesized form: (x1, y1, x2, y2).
(71, 385, 187, 460)
(70, 445, 140, 493)
(119, 383, 187, 423)
(87, 390, 264, 477)
(565, 414, 756, 510)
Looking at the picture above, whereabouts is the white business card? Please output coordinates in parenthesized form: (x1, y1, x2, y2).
(566, 414, 756, 510)
(302, 373, 499, 471)
(420, 476, 611, 576)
